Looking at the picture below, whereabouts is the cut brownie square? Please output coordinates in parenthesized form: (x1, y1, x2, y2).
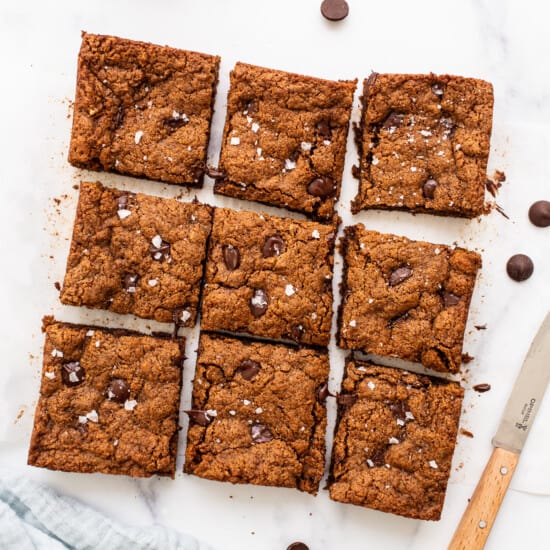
(328, 357, 464, 520)
(60, 181, 213, 326)
(28, 318, 184, 478)
(184, 333, 330, 494)
(337, 225, 481, 373)
(200, 207, 336, 346)
(213, 62, 356, 220)
(68, 33, 220, 187)
(351, 73, 494, 217)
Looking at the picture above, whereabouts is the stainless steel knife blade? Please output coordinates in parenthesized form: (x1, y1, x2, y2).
(493, 311, 550, 454)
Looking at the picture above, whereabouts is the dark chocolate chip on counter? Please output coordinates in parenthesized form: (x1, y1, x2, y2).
(287, 543, 309, 550)
(107, 378, 130, 403)
(320, 0, 349, 21)
(506, 254, 534, 282)
(262, 236, 285, 258)
(249, 289, 269, 317)
(528, 200, 550, 227)
(442, 291, 460, 307)
(251, 424, 274, 444)
(389, 266, 413, 286)
(223, 245, 240, 270)
(473, 383, 491, 393)
(307, 176, 335, 198)
(423, 178, 438, 199)
(237, 359, 261, 381)
(185, 410, 213, 426)
(61, 362, 85, 387)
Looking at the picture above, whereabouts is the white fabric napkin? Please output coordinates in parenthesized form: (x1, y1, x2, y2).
(0, 471, 212, 550)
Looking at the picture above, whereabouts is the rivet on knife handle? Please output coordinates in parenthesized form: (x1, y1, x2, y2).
(448, 447, 519, 550)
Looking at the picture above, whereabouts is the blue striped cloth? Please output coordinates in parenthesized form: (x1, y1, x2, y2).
(0, 472, 212, 550)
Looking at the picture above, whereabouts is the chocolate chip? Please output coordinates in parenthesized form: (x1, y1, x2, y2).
(473, 383, 491, 393)
(262, 235, 285, 257)
(370, 448, 386, 467)
(320, 0, 349, 21)
(54, 281, 61, 291)
(307, 176, 335, 198)
(337, 394, 356, 407)
(423, 179, 438, 199)
(223, 245, 240, 270)
(316, 383, 334, 402)
(61, 362, 85, 387)
(249, 289, 269, 317)
(164, 116, 188, 130)
(389, 401, 407, 421)
(389, 266, 413, 286)
(382, 112, 404, 130)
(107, 379, 130, 403)
(528, 200, 550, 227)
(442, 291, 460, 307)
(117, 194, 131, 210)
(205, 165, 227, 180)
(289, 149, 301, 162)
(316, 119, 332, 138)
(185, 410, 212, 427)
(287, 543, 309, 550)
(237, 359, 261, 381)
(251, 424, 273, 443)
(364, 72, 378, 96)
(506, 254, 534, 282)
(290, 325, 304, 342)
(149, 237, 171, 261)
(114, 106, 125, 129)
(193, 165, 205, 183)
(123, 274, 139, 292)
(244, 100, 258, 115)
(432, 83, 444, 97)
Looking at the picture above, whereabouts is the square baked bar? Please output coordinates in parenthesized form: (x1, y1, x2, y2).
(68, 33, 220, 186)
(184, 333, 330, 494)
(200, 207, 336, 346)
(338, 225, 481, 373)
(28, 318, 184, 478)
(328, 357, 464, 520)
(60, 181, 213, 326)
(351, 73, 494, 217)
(213, 62, 356, 220)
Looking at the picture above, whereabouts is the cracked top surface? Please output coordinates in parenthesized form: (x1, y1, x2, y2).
(200, 207, 336, 346)
(60, 181, 213, 325)
(28, 319, 184, 478)
(68, 33, 220, 186)
(215, 62, 356, 220)
(352, 73, 493, 217)
(338, 225, 481, 373)
(184, 333, 329, 494)
(329, 358, 463, 520)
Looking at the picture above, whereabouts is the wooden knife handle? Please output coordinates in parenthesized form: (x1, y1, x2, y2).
(448, 447, 519, 550)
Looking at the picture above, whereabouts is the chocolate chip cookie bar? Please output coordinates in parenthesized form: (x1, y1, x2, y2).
(68, 33, 220, 186)
(28, 318, 184, 478)
(337, 225, 481, 373)
(328, 357, 463, 520)
(60, 181, 213, 326)
(200, 207, 336, 346)
(184, 333, 330, 494)
(213, 62, 356, 220)
(351, 73, 494, 217)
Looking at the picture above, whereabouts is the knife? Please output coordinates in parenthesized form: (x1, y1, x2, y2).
(449, 311, 550, 550)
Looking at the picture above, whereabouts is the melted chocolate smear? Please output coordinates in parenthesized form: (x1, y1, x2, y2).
(237, 359, 261, 381)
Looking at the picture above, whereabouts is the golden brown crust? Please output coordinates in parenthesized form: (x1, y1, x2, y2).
(184, 333, 329, 494)
(328, 358, 464, 520)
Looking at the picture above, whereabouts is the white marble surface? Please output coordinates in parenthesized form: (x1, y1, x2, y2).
(1, 1, 550, 548)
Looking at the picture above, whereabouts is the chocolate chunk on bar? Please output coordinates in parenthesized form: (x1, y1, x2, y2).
(28, 318, 184, 478)
(68, 33, 220, 187)
(200, 207, 336, 346)
(214, 62, 356, 220)
(351, 73, 494, 218)
(60, 181, 213, 325)
(337, 225, 481, 373)
(184, 333, 329, 494)
(328, 357, 464, 520)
